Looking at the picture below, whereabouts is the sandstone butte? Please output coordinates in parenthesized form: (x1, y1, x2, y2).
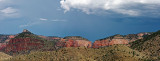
(92, 33, 151, 48)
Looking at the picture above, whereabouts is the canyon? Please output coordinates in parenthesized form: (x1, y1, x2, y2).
(0, 29, 159, 61)
(0, 29, 152, 50)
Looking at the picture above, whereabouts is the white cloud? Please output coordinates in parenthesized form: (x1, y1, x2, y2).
(60, 0, 160, 16)
(39, 18, 66, 22)
(1, 7, 17, 14)
(0, 7, 19, 17)
(19, 24, 29, 28)
(19, 22, 40, 28)
(51, 19, 66, 22)
(0, 0, 20, 19)
(0, 0, 4, 2)
(20, 18, 67, 28)
(40, 18, 48, 21)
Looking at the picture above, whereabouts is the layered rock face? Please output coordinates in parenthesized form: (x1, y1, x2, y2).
(56, 36, 92, 48)
(93, 35, 128, 48)
(125, 33, 152, 42)
(0, 29, 152, 50)
(0, 35, 15, 43)
(0, 43, 6, 50)
(93, 33, 151, 48)
(4, 29, 45, 55)
(0, 35, 15, 50)
(0, 35, 8, 43)
(5, 38, 44, 55)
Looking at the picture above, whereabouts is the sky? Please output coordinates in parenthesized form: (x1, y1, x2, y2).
(0, 0, 160, 42)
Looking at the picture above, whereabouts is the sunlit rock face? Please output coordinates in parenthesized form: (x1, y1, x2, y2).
(56, 36, 92, 48)
(93, 33, 152, 48)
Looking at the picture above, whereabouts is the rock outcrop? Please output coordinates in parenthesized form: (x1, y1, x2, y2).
(4, 30, 45, 55)
(93, 33, 152, 48)
(5, 38, 44, 55)
(56, 36, 92, 48)
(0, 35, 8, 43)
(23, 29, 30, 32)
(0, 35, 15, 50)
(10, 45, 149, 61)
(0, 29, 153, 50)
(131, 30, 160, 59)
(0, 35, 15, 43)
(0, 43, 6, 50)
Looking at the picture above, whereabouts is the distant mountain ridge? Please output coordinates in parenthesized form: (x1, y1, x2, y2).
(0, 29, 154, 50)
(0, 29, 159, 61)
(1, 29, 93, 55)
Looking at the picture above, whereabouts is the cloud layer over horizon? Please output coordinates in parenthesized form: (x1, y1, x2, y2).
(60, 0, 160, 16)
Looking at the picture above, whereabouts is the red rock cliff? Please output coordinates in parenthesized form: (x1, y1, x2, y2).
(5, 38, 44, 55)
(56, 36, 92, 48)
(0, 35, 15, 50)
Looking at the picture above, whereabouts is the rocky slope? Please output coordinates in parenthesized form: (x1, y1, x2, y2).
(0, 29, 153, 49)
(0, 35, 8, 43)
(0, 35, 15, 43)
(0, 43, 6, 50)
(0, 35, 15, 50)
(10, 45, 149, 61)
(38, 35, 92, 48)
(93, 33, 151, 48)
(0, 29, 158, 61)
(4, 29, 57, 55)
(56, 36, 92, 48)
(5, 38, 45, 55)
(0, 30, 93, 55)
(131, 30, 160, 60)
(4, 30, 45, 55)
(0, 52, 12, 60)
